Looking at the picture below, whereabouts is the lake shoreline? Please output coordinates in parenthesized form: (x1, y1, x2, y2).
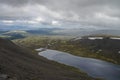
(36, 48, 120, 80)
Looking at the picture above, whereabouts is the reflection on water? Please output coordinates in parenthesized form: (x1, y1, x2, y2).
(37, 49, 120, 80)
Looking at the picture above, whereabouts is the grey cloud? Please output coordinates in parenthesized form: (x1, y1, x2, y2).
(0, 0, 120, 29)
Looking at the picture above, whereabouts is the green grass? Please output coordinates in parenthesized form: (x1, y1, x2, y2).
(13, 36, 120, 65)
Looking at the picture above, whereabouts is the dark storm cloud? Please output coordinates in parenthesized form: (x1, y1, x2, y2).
(0, 0, 120, 29)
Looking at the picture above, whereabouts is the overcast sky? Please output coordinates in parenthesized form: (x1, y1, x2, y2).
(0, 0, 120, 29)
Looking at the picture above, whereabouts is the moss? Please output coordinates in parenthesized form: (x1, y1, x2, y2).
(13, 36, 120, 65)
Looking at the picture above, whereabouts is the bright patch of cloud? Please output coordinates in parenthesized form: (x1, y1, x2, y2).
(34, 17, 44, 22)
(2, 20, 14, 24)
(95, 12, 119, 21)
(52, 20, 60, 25)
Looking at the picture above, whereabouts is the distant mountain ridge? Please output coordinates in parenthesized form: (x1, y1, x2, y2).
(89, 30, 120, 36)
(1, 28, 120, 39)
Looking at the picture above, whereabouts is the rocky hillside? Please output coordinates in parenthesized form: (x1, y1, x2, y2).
(0, 38, 98, 80)
(71, 36, 120, 64)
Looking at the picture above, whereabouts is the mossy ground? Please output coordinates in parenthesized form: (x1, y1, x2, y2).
(13, 36, 120, 64)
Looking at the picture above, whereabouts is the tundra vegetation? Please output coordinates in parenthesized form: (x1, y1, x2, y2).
(13, 35, 120, 64)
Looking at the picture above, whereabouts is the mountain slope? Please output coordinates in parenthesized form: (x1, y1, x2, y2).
(70, 36, 120, 64)
(0, 38, 98, 80)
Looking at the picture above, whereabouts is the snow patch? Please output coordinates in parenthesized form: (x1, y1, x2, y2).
(110, 37, 120, 40)
(88, 37, 103, 40)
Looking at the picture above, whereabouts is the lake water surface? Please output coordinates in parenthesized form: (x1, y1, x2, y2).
(37, 49, 120, 80)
